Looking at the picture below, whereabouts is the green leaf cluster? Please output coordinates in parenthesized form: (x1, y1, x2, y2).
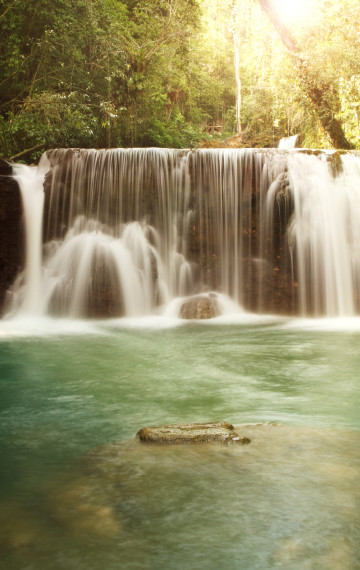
(1, 0, 360, 158)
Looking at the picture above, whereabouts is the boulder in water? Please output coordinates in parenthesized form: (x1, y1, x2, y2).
(179, 293, 221, 319)
(137, 421, 251, 445)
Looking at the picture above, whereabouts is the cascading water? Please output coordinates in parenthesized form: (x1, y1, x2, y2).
(4, 148, 360, 319)
(286, 152, 360, 316)
(9, 155, 49, 315)
(278, 134, 299, 149)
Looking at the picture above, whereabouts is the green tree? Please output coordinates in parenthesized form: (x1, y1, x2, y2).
(0, 0, 130, 156)
(1, 0, 360, 157)
(257, 0, 358, 148)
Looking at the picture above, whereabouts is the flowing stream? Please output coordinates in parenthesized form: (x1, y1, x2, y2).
(0, 318, 360, 570)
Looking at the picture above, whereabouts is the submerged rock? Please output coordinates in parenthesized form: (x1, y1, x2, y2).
(179, 293, 221, 319)
(0, 501, 41, 549)
(137, 421, 251, 445)
(49, 477, 121, 538)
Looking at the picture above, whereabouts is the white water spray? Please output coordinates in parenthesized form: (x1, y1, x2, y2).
(278, 135, 299, 149)
(13, 156, 49, 315)
(286, 152, 360, 316)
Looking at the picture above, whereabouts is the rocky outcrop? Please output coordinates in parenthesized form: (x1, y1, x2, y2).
(0, 169, 24, 314)
(179, 293, 221, 319)
(0, 158, 13, 176)
(137, 421, 251, 445)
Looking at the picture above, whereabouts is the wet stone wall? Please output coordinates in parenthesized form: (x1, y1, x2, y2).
(0, 160, 24, 313)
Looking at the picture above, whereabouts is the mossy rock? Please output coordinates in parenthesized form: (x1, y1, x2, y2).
(179, 293, 221, 320)
(137, 421, 251, 445)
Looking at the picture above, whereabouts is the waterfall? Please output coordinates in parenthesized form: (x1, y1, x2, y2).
(11, 155, 49, 315)
(5, 148, 360, 319)
(278, 135, 299, 149)
(287, 152, 360, 316)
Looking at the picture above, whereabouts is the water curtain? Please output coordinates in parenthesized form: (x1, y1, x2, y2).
(7, 148, 360, 318)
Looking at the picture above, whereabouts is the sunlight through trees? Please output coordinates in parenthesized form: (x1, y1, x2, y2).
(0, 0, 359, 158)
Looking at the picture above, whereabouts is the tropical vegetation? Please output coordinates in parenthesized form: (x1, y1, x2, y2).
(0, 0, 359, 161)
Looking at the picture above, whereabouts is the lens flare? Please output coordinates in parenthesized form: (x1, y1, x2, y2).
(271, 0, 316, 25)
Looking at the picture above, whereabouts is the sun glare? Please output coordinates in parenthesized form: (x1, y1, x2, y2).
(271, 0, 317, 25)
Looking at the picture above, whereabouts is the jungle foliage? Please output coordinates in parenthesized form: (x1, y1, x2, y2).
(0, 0, 359, 160)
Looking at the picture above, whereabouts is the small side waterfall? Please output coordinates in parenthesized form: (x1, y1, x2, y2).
(5, 148, 360, 319)
(287, 153, 360, 316)
(10, 156, 49, 315)
(278, 135, 299, 149)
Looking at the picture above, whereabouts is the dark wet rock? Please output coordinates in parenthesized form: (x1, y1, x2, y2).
(272, 172, 291, 201)
(179, 293, 221, 319)
(137, 421, 251, 445)
(326, 151, 344, 177)
(0, 175, 24, 313)
(0, 159, 13, 176)
(298, 149, 345, 177)
(48, 246, 126, 319)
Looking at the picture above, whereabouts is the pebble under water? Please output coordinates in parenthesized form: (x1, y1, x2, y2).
(0, 316, 360, 570)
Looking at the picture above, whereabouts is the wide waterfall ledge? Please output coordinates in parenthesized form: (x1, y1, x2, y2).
(2, 147, 360, 320)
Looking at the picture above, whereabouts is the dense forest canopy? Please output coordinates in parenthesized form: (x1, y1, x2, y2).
(0, 0, 359, 160)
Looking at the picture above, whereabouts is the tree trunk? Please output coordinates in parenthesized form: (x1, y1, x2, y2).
(230, 0, 242, 135)
(258, 0, 353, 149)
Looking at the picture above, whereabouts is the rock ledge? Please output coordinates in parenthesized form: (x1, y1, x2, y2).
(137, 421, 251, 445)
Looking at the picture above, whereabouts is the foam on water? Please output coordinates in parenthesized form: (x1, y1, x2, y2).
(6, 312, 359, 338)
(280, 315, 360, 332)
(0, 315, 105, 338)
